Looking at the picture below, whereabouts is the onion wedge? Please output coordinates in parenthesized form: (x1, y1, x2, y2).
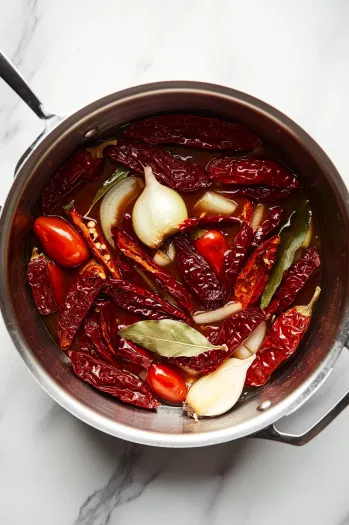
(100, 176, 144, 247)
(153, 242, 176, 267)
(193, 301, 242, 325)
(250, 204, 265, 231)
(233, 321, 267, 359)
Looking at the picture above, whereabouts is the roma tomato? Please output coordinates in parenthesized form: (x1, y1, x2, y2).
(33, 216, 89, 267)
(193, 229, 228, 278)
(146, 363, 187, 404)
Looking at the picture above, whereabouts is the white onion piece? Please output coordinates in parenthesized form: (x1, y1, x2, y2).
(153, 250, 170, 267)
(250, 204, 265, 231)
(193, 191, 238, 216)
(100, 176, 144, 247)
(132, 167, 188, 248)
(153, 242, 176, 267)
(184, 354, 255, 418)
(193, 301, 242, 325)
(233, 321, 267, 359)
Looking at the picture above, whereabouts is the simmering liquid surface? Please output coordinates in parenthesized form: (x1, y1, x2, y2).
(30, 132, 323, 386)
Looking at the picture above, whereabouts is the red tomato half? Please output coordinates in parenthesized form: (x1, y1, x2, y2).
(193, 229, 228, 278)
(147, 363, 188, 404)
(33, 216, 89, 267)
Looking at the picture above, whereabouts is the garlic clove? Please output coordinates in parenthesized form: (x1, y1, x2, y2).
(184, 354, 255, 418)
(132, 166, 188, 248)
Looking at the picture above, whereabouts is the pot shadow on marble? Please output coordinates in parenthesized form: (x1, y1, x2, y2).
(66, 414, 245, 525)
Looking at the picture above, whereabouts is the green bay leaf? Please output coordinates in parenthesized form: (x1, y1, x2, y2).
(84, 166, 130, 217)
(119, 319, 227, 358)
(260, 199, 311, 309)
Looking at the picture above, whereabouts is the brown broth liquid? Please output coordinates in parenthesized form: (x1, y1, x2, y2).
(32, 137, 323, 386)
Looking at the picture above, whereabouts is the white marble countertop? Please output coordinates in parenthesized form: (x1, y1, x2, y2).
(1, 1, 349, 524)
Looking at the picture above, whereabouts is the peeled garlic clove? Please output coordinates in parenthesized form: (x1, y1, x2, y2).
(132, 166, 188, 248)
(233, 321, 267, 359)
(184, 354, 255, 418)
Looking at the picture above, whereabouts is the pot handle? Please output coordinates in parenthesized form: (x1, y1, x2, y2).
(0, 51, 63, 175)
(252, 346, 349, 445)
(252, 390, 349, 446)
(0, 51, 54, 121)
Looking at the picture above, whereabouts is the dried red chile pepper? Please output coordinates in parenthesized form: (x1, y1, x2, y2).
(112, 251, 145, 287)
(174, 234, 223, 310)
(68, 351, 160, 409)
(27, 248, 58, 315)
(47, 261, 66, 306)
(58, 259, 106, 350)
(95, 299, 121, 352)
(266, 247, 321, 315)
(171, 307, 266, 373)
(76, 329, 97, 356)
(84, 312, 117, 366)
(42, 151, 103, 214)
(113, 227, 193, 313)
(65, 203, 121, 279)
(251, 206, 283, 248)
(219, 186, 293, 203)
(94, 300, 152, 369)
(241, 200, 254, 224)
(178, 200, 252, 235)
(104, 279, 190, 322)
(118, 339, 153, 370)
(222, 224, 254, 303)
(246, 287, 320, 386)
(107, 140, 208, 192)
(234, 236, 280, 308)
(125, 114, 262, 151)
(207, 158, 300, 189)
(178, 215, 241, 233)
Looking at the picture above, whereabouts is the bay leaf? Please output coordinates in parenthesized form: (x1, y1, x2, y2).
(84, 166, 130, 217)
(260, 199, 311, 309)
(119, 319, 227, 358)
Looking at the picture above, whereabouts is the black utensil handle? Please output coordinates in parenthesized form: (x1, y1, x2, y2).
(0, 50, 54, 121)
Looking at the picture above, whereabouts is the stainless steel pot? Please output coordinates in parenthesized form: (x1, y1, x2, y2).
(1, 52, 349, 447)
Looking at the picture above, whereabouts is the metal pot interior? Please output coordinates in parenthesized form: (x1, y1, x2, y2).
(1, 82, 349, 446)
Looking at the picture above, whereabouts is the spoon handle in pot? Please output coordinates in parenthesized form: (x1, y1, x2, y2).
(0, 51, 54, 121)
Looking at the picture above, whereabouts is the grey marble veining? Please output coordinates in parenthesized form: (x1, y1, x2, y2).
(1, 1, 349, 524)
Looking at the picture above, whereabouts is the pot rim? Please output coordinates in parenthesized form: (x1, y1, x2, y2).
(1, 80, 348, 447)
